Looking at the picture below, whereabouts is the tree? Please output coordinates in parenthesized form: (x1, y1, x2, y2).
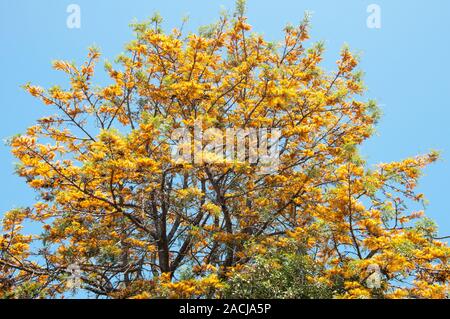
(1, 3, 448, 299)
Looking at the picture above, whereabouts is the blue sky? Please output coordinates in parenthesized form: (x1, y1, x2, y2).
(1, 0, 449, 239)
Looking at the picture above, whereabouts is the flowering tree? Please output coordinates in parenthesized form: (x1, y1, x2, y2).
(1, 2, 448, 299)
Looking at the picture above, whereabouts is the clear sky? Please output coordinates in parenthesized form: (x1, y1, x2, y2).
(1, 0, 449, 239)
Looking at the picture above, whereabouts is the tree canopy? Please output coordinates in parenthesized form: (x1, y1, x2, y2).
(1, 3, 448, 299)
